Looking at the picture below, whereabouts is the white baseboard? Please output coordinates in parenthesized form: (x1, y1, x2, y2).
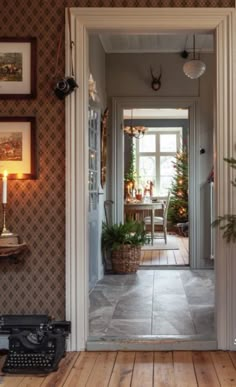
(87, 335, 217, 351)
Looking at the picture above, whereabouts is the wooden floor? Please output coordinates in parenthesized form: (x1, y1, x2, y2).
(140, 235, 189, 266)
(1, 351, 236, 386)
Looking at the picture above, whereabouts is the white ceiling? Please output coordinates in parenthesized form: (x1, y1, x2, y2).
(123, 108, 189, 119)
(98, 33, 214, 54)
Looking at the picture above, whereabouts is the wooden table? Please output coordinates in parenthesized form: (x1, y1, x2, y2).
(124, 201, 164, 245)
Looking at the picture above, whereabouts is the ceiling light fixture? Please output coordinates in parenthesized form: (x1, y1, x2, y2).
(123, 110, 148, 139)
(183, 35, 206, 79)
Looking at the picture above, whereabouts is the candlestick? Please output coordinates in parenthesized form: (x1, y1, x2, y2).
(2, 170, 8, 204)
(1, 203, 13, 237)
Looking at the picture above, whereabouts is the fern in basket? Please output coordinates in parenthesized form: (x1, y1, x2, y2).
(102, 220, 147, 252)
(212, 157, 236, 243)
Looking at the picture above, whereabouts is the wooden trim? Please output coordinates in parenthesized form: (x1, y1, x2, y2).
(215, 12, 236, 351)
(66, 7, 236, 351)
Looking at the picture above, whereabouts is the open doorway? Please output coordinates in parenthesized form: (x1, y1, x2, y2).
(123, 107, 189, 267)
(66, 8, 236, 351)
(87, 35, 215, 344)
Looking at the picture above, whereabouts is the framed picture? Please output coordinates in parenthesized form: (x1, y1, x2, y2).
(0, 37, 37, 99)
(0, 117, 37, 179)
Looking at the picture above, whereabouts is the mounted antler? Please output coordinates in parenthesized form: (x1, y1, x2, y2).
(150, 66, 162, 91)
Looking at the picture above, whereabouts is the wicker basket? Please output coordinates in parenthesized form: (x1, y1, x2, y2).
(111, 245, 141, 274)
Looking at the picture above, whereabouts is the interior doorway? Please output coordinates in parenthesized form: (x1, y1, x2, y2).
(88, 101, 214, 346)
(112, 97, 201, 269)
(66, 7, 236, 351)
(123, 107, 190, 267)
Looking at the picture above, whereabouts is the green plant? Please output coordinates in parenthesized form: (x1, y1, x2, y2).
(124, 142, 137, 184)
(168, 149, 188, 224)
(212, 157, 236, 243)
(102, 220, 147, 252)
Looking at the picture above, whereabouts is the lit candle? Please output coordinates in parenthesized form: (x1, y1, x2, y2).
(2, 170, 8, 204)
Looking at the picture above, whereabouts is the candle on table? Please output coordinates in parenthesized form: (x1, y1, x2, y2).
(2, 170, 8, 204)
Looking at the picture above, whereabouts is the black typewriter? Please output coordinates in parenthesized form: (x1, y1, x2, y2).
(0, 314, 71, 374)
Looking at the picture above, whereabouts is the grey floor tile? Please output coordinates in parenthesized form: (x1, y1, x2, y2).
(113, 295, 153, 319)
(182, 282, 214, 305)
(154, 278, 185, 295)
(153, 294, 189, 312)
(89, 306, 115, 336)
(152, 310, 196, 335)
(97, 275, 129, 286)
(89, 290, 115, 312)
(156, 270, 182, 280)
(89, 269, 215, 338)
(180, 269, 215, 284)
(106, 319, 152, 336)
(90, 285, 132, 305)
(190, 305, 215, 337)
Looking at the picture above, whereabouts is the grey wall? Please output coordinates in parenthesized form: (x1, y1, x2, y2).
(199, 53, 215, 263)
(106, 53, 199, 97)
(106, 51, 215, 267)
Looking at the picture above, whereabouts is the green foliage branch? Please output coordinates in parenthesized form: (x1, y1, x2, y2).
(212, 157, 236, 243)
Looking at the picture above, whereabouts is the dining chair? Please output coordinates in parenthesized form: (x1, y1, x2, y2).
(144, 191, 171, 244)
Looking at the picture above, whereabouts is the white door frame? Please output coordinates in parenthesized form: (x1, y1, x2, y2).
(111, 96, 199, 269)
(65, 7, 236, 351)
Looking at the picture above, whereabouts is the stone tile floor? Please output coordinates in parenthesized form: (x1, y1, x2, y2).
(89, 269, 215, 339)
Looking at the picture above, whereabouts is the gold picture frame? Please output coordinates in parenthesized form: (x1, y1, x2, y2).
(0, 116, 37, 179)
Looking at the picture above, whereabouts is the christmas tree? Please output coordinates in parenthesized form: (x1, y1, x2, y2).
(124, 141, 137, 199)
(168, 149, 188, 224)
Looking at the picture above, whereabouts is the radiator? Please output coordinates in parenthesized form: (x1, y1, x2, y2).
(209, 182, 215, 259)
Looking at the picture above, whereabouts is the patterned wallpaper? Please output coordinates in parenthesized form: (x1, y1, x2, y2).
(0, 0, 233, 320)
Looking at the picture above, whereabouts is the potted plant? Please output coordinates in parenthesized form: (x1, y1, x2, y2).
(102, 220, 147, 274)
(212, 157, 236, 242)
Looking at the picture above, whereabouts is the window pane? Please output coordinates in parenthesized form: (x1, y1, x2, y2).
(139, 135, 156, 152)
(160, 156, 175, 177)
(160, 134, 177, 152)
(89, 150, 97, 170)
(138, 156, 156, 193)
(139, 156, 156, 177)
(160, 176, 173, 196)
(160, 156, 176, 195)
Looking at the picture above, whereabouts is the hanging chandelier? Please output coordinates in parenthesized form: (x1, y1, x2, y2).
(123, 110, 148, 139)
(183, 35, 206, 79)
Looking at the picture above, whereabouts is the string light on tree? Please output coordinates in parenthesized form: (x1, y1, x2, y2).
(168, 149, 188, 224)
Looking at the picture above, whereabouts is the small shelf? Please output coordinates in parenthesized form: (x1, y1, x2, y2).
(0, 235, 28, 262)
(0, 242, 27, 258)
(0, 232, 28, 262)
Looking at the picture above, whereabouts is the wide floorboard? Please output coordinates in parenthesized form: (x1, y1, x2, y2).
(1, 351, 236, 386)
(140, 235, 189, 266)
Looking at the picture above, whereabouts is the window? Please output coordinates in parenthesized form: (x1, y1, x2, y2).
(136, 128, 182, 196)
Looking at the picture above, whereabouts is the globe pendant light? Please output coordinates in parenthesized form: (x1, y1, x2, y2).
(183, 35, 206, 79)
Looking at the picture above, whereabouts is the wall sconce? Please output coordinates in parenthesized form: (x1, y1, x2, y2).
(183, 35, 206, 79)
